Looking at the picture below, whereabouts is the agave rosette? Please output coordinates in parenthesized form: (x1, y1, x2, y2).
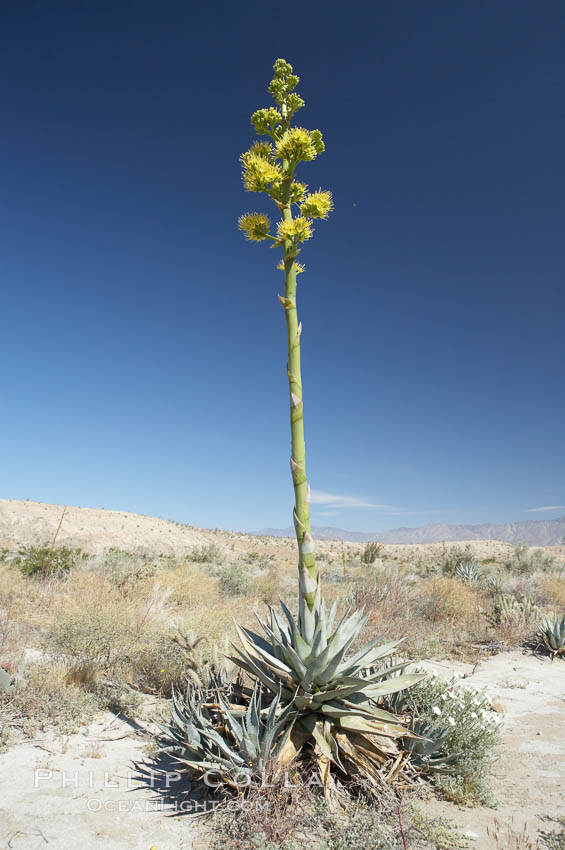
(159, 675, 295, 789)
(227, 587, 424, 791)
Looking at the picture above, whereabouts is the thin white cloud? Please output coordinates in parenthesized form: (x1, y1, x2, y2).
(310, 489, 394, 510)
(525, 505, 565, 513)
(316, 510, 337, 517)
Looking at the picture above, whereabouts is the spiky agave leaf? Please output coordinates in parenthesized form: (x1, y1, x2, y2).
(538, 612, 565, 658)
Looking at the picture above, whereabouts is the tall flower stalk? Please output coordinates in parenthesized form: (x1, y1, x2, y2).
(158, 61, 424, 802)
(238, 59, 333, 638)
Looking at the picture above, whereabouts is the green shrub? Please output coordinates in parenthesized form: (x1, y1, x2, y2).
(45, 602, 139, 670)
(187, 543, 223, 563)
(217, 560, 253, 596)
(362, 541, 383, 565)
(1, 663, 99, 739)
(440, 544, 475, 576)
(103, 548, 161, 591)
(390, 670, 501, 806)
(504, 543, 556, 574)
(13, 545, 90, 578)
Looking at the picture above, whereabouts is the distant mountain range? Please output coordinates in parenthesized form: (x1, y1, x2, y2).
(255, 516, 565, 546)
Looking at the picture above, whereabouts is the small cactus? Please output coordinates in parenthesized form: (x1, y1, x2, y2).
(494, 593, 541, 625)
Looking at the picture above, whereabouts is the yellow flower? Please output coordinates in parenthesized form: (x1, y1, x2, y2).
(241, 153, 282, 193)
(289, 182, 307, 204)
(277, 216, 313, 243)
(276, 128, 317, 163)
(251, 107, 282, 135)
(238, 212, 271, 242)
(300, 190, 333, 220)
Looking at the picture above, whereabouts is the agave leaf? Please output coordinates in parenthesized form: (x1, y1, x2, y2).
(360, 672, 425, 697)
(311, 721, 335, 762)
(279, 600, 299, 639)
(241, 625, 276, 657)
(338, 638, 402, 676)
(218, 695, 244, 748)
(364, 659, 414, 681)
(227, 652, 292, 698)
(294, 693, 314, 710)
(311, 642, 354, 687)
(276, 723, 310, 765)
(326, 599, 338, 637)
(335, 714, 407, 737)
(347, 730, 398, 759)
(234, 629, 298, 687)
(299, 591, 316, 644)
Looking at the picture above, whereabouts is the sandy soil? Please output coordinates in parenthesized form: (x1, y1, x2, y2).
(0, 709, 194, 850)
(1, 651, 563, 849)
(422, 650, 565, 847)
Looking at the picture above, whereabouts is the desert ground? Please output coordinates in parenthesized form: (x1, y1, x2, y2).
(1, 499, 564, 849)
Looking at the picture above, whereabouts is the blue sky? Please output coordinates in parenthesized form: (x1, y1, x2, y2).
(1, 1, 563, 533)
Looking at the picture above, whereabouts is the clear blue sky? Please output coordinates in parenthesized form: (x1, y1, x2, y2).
(1, 1, 563, 533)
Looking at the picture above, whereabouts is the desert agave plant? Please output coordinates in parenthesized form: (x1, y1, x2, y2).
(537, 613, 565, 659)
(161, 59, 423, 801)
(160, 677, 295, 788)
(401, 719, 460, 775)
(455, 560, 481, 584)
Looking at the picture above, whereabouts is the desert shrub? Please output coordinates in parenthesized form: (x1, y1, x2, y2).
(504, 543, 555, 574)
(212, 783, 469, 850)
(166, 562, 219, 609)
(254, 566, 282, 605)
(418, 576, 479, 624)
(362, 541, 383, 565)
(441, 544, 475, 576)
(541, 577, 565, 609)
(13, 545, 90, 578)
(102, 548, 161, 591)
(129, 629, 216, 695)
(217, 560, 253, 596)
(244, 551, 276, 570)
(188, 543, 223, 564)
(392, 670, 501, 806)
(44, 596, 144, 671)
(1, 663, 100, 737)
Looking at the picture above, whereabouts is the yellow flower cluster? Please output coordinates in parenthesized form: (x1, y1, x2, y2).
(251, 107, 282, 135)
(238, 212, 271, 242)
(289, 181, 307, 204)
(276, 128, 318, 164)
(242, 153, 282, 193)
(300, 190, 333, 220)
(277, 216, 313, 244)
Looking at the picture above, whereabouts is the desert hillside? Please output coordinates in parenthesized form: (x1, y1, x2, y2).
(3, 498, 559, 567)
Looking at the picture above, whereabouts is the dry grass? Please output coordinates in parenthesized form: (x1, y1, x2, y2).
(1, 538, 564, 746)
(541, 576, 565, 610)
